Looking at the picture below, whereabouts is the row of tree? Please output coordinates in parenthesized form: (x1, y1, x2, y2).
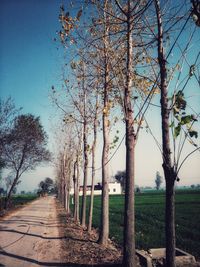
(0, 98, 50, 209)
(52, 1, 199, 267)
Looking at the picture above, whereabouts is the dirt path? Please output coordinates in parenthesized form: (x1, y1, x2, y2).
(0, 196, 64, 267)
(0, 196, 123, 267)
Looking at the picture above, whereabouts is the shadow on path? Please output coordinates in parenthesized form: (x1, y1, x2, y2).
(0, 250, 122, 267)
(0, 228, 66, 240)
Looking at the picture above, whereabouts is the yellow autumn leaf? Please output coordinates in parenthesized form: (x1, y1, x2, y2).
(146, 57, 151, 64)
(153, 87, 160, 94)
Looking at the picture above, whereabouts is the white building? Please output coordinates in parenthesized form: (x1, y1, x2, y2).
(108, 182, 122, 195)
(70, 182, 122, 196)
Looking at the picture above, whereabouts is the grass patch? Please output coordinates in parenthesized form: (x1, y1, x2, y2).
(72, 189, 200, 260)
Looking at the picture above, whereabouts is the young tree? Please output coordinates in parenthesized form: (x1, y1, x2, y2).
(113, 1, 152, 265)
(152, 1, 199, 266)
(97, 0, 111, 246)
(88, 92, 99, 232)
(80, 63, 90, 228)
(155, 171, 163, 190)
(73, 125, 82, 222)
(56, 1, 111, 240)
(53, 117, 82, 217)
(1, 114, 50, 208)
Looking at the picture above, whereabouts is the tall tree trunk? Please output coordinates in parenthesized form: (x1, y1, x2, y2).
(155, 1, 176, 266)
(73, 160, 78, 221)
(123, 1, 136, 266)
(88, 95, 98, 232)
(66, 160, 72, 214)
(99, 0, 109, 246)
(66, 188, 70, 214)
(63, 182, 66, 209)
(165, 178, 176, 267)
(99, 93, 109, 246)
(75, 156, 80, 222)
(81, 74, 89, 228)
(62, 174, 66, 207)
(62, 155, 66, 208)
(74, 129, 82, 222)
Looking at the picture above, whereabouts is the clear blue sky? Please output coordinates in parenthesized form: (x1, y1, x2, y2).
(0, 0, 64, 191)
(0, 0, 62, 113)
(0, 0, 199, 192)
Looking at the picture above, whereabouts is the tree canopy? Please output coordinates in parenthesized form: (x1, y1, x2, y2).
(2, 114, 50, 173)
(0, 97, 20, 170)
(38, 177, 55, 195)
(1, 113, 51, 208)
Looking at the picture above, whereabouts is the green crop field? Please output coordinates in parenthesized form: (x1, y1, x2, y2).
(74, 189, 200, 260)
(12, 194, 38, 205)
(0, 194, 38, 210)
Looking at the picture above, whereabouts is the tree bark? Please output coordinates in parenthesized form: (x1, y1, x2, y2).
(98, 0, 110, 246)
(155, 1, 176, 266)
(123, 1, 136, 266)
(88, 95, 98, 232)
(75, 156, 80, 222)
(62, 154, 66, 209)
(81, 71, 89, 228)
(62, 181, 66, 208)
(66, 187, 70, 214)
(74, 130, 82, 222)
(73, 160, 78, 221)
(99, 93, 109, 246)
(4, 172, 19, 209)
(165, 177, 176, 267)
(66, 159, 72, 214)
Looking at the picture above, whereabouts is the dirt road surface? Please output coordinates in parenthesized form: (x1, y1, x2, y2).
(0, 196, 65, 267)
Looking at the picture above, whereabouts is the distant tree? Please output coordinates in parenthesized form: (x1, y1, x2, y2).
(1, 114, 50, 209)
(155, 171, 163, 190)
(38, 177, 54, 195)
(114, 170, 126, 192)
(136, 187, 141, 194)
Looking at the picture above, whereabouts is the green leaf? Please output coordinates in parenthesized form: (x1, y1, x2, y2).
(180, 115, 192, 125)
(174, 124, 181, 138)
(169, 121, 174, 128)
(173, 91, 186, 111)
(189, 130, 198, 138)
